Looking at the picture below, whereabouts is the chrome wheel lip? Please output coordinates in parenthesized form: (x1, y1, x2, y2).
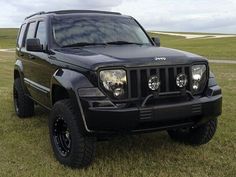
(52, 115, 71, 157)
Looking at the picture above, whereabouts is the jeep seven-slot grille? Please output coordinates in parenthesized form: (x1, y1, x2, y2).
(127, 65, 191, 99)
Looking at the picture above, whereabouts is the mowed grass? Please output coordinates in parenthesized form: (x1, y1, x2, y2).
(148, 32, 236, 60)
(0, 28, 18, 48)
(0, 52, 236, 176)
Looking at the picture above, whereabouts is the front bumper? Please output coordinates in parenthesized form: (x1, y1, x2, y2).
(81, 86, 222, 133)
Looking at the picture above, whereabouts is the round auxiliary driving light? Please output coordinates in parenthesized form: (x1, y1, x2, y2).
(176, 73, 187, 88)
(148, 76, 160, 91)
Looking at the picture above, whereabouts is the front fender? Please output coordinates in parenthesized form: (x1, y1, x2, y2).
(206, 71, 222, 97)
(50, 68, 95, 133)
(51, 68, 93, 91)
(208, 71, 217, 87)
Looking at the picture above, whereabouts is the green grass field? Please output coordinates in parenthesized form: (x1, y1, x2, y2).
(0, 51, 235, 177)
(0, 28, 236, 176)
(148, 32, 236, 60)
(0, 28, 18, 48)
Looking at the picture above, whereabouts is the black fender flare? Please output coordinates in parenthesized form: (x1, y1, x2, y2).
(14, 59, 29, 93)
(50, 68, 95, 133)
(208, 71, 217, 87)
(206, 71, 221, 96)
(14, 59, 24, 80)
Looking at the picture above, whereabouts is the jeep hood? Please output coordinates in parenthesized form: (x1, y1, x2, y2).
(54, 45, 207, 71)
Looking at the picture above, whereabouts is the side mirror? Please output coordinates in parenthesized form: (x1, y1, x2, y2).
(151, 37, 161, 47)
(26, 38, 43, 52)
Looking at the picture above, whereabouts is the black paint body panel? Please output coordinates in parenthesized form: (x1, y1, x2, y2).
(14, 11, 222, 134)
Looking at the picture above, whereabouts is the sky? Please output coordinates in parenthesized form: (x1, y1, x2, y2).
(0, 0, 236, 34)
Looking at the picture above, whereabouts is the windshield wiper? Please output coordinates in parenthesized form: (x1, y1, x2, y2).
(62, 42, 107, 48)
(106, 41, 144, 45)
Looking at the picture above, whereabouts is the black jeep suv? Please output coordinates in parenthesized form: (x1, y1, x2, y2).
(13, 10, 222, 168)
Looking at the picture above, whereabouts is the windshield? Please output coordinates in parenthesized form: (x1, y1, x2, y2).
(52, 15, 152, 47)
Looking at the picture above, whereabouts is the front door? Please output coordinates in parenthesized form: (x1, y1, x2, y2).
(22, 20, 55, 107)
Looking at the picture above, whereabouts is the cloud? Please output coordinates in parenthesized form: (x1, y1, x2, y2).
(0, 0, 123, 27)
(0, 0, 235, 33)
(112, 0, 236, 33)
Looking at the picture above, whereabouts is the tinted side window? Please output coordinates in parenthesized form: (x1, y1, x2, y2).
(17, 24, 27, 48)
(26, 22, 37, 40)
(36, 21, 46, 46)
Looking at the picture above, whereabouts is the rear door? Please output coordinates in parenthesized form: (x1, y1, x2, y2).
(16, 23, 27, 85)
(20, 21, 37, 96)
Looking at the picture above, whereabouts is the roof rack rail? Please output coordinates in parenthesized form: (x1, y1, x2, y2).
(25, 11, 45, 20)
(46, 10, 121, 15)
(24, 10, 121, 20)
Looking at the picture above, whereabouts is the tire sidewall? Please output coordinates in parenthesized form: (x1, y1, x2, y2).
(49, 101, 83, 166)
(168, 118, 218, 146)
(13, 83, 20, 116)
(13, 78, 34, 118)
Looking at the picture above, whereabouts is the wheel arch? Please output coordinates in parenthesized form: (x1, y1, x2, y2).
(14, 60, 24, 80)
(50, 68, 94, 104)
(50, 68, 95, 134)
(14, 59, 29, 93)
(51, 85, 70, 105)
(14, 69, 20, 79)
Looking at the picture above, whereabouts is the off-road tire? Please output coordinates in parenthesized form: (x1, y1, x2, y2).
(13, 78, 34, 118)
(49, 99, 96, 168)
(168, 118, 218, 146)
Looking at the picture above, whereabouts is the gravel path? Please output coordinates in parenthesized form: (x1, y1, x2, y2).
(151, 31, 236, 39)
(208, 60, 236, 64)
(0, 48, 15, 52)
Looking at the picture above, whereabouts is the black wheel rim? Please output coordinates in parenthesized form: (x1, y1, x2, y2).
(13, 86, 19, 114)
(53, 115, 71, 157)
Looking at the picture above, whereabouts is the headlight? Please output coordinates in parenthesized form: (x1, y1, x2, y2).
(192, 64, 207, 93)
(99, 69, 127, 98)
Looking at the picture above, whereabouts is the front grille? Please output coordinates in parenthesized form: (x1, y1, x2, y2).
(127, 65, 191, 99)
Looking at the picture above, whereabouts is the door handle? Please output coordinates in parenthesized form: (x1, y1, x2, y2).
(29, 54, 35, 59)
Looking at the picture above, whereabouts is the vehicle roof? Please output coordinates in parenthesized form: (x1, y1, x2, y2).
(24, 10, 123, 21)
